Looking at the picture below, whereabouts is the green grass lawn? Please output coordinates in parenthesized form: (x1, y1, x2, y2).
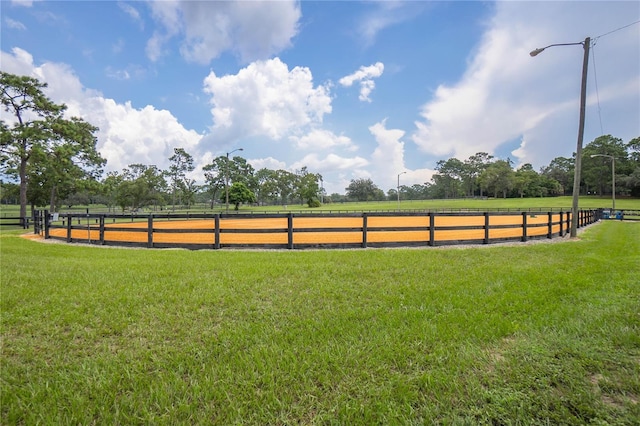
(2, 196, 640, 216)
(1, 222, 639, 424)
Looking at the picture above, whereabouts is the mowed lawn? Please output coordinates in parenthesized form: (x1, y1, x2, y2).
(1, 221, 639, 424)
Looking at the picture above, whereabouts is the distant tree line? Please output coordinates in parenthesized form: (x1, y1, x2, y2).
(1, 71, 638, 213)
(340, 135, 639, 203)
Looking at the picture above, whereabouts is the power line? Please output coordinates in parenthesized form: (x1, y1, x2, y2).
(586, 19, 639, 137)
(590, 44, 604, 136)
(593, 19, 640, 41)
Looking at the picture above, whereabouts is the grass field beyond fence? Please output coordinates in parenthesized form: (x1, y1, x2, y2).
(1, 221, 639, 424)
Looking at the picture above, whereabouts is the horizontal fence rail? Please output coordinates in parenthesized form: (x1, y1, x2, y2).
(35, 209, 604, 250)
(0, 215, 30, 228)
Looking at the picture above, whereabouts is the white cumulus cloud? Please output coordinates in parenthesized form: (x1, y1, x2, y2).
(201, 57, 332, 144)
(411, 1, 640, 169)
(146, 0, 300, 64)
(339, 62, 384, 102)
(289, 129, 355, 151)
(1, 47, 202, 173)
(369, 120, 434, 190)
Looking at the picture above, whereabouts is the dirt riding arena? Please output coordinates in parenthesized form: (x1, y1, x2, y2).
(42, 211, 588, 249)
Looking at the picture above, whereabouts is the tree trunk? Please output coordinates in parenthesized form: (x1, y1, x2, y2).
(49, 184, 57, 212)
(19, 152, 27, 221)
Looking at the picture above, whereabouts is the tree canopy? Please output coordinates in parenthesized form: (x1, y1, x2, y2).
(0, 71, 104, 215)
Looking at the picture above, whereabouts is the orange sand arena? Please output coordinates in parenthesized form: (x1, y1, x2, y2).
(46, 212, 572, 248)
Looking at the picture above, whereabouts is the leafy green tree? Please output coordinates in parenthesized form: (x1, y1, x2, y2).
(178, 179, 199, 209)
(329, 193, 347, 203)
(115, 164, 167, 212)
(1, 72, 64, 218)
(582, 135, 628, 196)
(29, 118, 105, 211)
(295, 167, 321, 206)
(229, 156, 256, 192)
(254, 168, 279, 205)
(0, 180, 19, 204)
(433, 158, 465, 198)
(538, 175, 563, 197)
(223, 182, 256, 210)
(101, 171, 125, 213)
(1, 73, 104, 215)
(627, 137, 640, 163)
(203, 156, 227, 209)
(479, 159, 514, 198)
(623, 137, 640, 196)
(464, 152, 494, 196)
(274, 169, 297, 205)
(540, 157, 573, 196)
(168, 147, 194, 210)
(345, 178, 382, 201)
(513, 164, 542, 198)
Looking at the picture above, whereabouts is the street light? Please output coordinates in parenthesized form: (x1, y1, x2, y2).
(397, 171, 406, 209)
(591, 154, 616, 211)
(225, 148, 243, 213)
(530, 37, 590, 238)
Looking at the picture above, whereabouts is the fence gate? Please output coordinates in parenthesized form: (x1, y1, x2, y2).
(32, 210, 51, 237)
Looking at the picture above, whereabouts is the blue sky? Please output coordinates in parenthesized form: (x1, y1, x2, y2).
(2, 1, 639, 195)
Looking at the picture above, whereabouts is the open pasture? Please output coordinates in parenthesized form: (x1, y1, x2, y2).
(2, 220, 639, 424)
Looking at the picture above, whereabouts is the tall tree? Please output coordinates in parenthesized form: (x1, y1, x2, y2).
(168, 147, 194, 209)
(479, 159, 514, 198)
(116, 164, 167, 212)
(540, 157, 573, 196)
(202, 156, 227, 209)
(464, 152, 494, 196)
(345, 178, 382, 201)
(295, 166, 321, 206)
(223, 182, 256, 210)
(627, 137, 640, 163)
(1, 72, 65, 219)
(433, 158, 465, 198)
(513, 163, 543, 198)
(254, 168, 278, 205)
(274, 169, 297, 205)
(229, 156, 256, 192)
(582, 135, 628, 196)
(624, 137, 640, 196)
(42, 117, 105, 211)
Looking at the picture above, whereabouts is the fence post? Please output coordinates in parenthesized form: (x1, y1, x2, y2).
(287, 213, 294, 249)
(521, 212, 528, 242)
(147, 215, 153, 248)
(362, 213, 368, 248)
(547, 212, 553, 239)
(32, 210, 38, 234)
(67, 214, 72, 242)
(214, 214, 220, 249)
(484, 212, 490, 244)
(44, 210, 50, 239)
(99, 215, 105, 245)
(559, 211, 564, 237)
(429, 212, 435, 246)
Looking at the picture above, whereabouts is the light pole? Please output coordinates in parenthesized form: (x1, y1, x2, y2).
(530, 37, 590, 238)
(591, 154, 615, 211)
(225, 148, 243, 213)
(397, 171, 406, 209)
